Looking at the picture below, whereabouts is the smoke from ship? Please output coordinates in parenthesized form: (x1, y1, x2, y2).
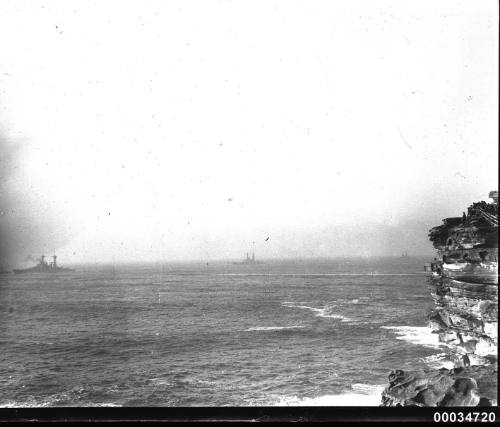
(0, 129, 73, 270)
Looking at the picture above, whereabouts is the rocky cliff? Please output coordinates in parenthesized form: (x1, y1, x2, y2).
(381, 192, 498, 407)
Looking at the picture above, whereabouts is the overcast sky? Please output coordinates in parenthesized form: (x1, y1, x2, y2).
(0, 0, 498, 265)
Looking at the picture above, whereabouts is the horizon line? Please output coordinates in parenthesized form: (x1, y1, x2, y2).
(60, 254, 434, 266)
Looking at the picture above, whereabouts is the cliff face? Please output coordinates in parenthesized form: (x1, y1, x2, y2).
(381, 192, 498, 407)
(428, 277, 497, 367)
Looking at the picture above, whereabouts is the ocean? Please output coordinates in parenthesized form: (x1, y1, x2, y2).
(0, 257, 451, 407)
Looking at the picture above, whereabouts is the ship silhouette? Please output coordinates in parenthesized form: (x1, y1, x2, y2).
(232, 251, 264, 265)
(13, 255, 74, 274)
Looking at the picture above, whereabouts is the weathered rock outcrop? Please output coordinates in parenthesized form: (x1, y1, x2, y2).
(382, 191, 498, 407)
(382, 365, 497, 407)
(428, 278, 497, 367)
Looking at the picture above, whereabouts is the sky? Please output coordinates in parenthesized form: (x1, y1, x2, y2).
(0, 0, 498, 266)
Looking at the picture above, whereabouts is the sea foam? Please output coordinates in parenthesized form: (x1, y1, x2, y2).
(273, 384, 385, 406)
(381, 325, 446, 349)
(420, 353, 455, 369)
(244, 326, 306, 332)
(282, 302, 353, 323)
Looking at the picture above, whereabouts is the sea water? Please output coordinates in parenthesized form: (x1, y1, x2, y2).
(0, 257, 449, 406)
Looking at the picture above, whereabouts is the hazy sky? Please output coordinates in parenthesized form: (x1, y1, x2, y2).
(0, 0, 498, 265)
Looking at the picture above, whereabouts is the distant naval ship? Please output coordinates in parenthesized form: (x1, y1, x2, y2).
(232, 252, 264, 265)
(13, 255, 74, 274)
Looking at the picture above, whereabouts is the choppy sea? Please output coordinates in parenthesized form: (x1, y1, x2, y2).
(0, 257, 451, 407)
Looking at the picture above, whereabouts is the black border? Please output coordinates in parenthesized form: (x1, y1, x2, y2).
(0, 406, 499, 423)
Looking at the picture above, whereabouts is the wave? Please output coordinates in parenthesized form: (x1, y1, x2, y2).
(273, 384, 385, 406)
(0, 398, 122, 408)
(0, 384, 124, 408)
(149, 377, 172, 386)
(381, 325, 447, 349)
(92, 403, 122, 407)
(420, 353, 455, 369)
(0, 400, 48, 408)
(351, 383, 385, 394)
(282, 302, 353, 323)
(0, 401, 122, 408)
(244, 326, 306, 331)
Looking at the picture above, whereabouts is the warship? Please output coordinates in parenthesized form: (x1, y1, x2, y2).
(13, 255, 74, 274)
(232, 251, 263, 265)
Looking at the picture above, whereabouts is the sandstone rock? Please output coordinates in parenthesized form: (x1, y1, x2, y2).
(382, 194, 498, 407)
(381, 365, 497, 407)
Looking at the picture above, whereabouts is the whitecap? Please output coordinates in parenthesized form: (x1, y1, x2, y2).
(94, 403, 122, 407)
(150, 377, 172, 386)
(0, 397, 58, 408)
(351, 383, 385, 394)
(381, 325, 447, 349)
(420, 353, 455, 369)
(244, 326, 306, 332)
(0, 397, 123, 408)
(282, 302, 353, 323)
(273, 384, 385, 406)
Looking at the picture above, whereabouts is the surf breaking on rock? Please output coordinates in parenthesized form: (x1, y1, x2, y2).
(381, 191, 498, 407)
